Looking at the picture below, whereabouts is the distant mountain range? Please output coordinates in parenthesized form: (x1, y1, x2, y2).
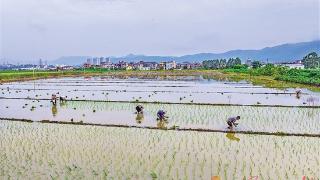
(51, 40, 320, 65)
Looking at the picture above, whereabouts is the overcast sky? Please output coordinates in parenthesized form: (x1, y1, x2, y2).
(1, 0, 319, 63)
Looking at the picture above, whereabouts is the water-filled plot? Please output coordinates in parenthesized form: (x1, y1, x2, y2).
(0, 98, 319, 134)
(1, 76, 319, 106)
(0, 76, 319, 179)
(1, 76, 319, 134)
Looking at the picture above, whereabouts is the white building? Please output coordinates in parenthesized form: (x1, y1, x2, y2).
(165, 61, 176, 70)
(284, 63, 304, 69)
(139, 66, 151, 70)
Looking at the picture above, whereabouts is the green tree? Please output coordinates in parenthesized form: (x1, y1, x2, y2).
(234, 57, 241, 65)
(260, 63, 274, 76)
(226, 57, 241, 68)
(219, 59, 227, 68)
(204, 57, 241, 69)
(226, 58, 234, 67)
(252, 61, 262, 69)
(302, 52, 320, 69)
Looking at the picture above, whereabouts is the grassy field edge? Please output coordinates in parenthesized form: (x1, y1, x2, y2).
(1, 69, 319, 91)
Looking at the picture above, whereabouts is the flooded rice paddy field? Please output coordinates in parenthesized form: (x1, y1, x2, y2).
(0, 120, 319, 179)
(1, 76, 320, 106)
(1, 76, 320, 134)
(0, 99, 319, 134)
(1, 76, 319, 179)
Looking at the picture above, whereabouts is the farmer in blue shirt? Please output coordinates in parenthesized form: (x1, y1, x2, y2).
(157, 110, 168, 121)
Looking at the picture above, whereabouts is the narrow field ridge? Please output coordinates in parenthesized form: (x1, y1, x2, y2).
(0, 97, 319, 108)
(0, 87, 309, 95)
(1, 118, 319, 138)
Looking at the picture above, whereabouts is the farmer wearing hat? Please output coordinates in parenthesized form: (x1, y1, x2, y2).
(135, 105, 144, 114)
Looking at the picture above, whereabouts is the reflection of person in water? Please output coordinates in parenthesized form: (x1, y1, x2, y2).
(59, 101, 66, 107)
(135, 113, 144, 124)
(157, 119, 168, 129)
(226, 132, 240, 142)
(51, 104, 58, 117)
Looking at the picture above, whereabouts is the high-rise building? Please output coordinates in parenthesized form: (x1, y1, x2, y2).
(86, 58, 92, 65)
(99, 57, 104, 65)
(39, 59, 43, 68)
(92, 57, 98, 65)
(246, 59, 252, 66)
(106, 57, 111, 64)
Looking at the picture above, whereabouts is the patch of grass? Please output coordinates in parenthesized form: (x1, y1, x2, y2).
(150, 171, 157, 179)
(1, 69, 320, 91)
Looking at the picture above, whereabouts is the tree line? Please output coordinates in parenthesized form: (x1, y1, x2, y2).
(202, 58, 241, 69)
(219, 52, 320, 86)
(202, 52, 320, 70)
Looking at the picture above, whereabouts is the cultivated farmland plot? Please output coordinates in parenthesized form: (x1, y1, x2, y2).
(0, 99, 319, 134)
(0, 76, 319, 179)
(1, 76, 320, 106)
(0, 120, 319, 179)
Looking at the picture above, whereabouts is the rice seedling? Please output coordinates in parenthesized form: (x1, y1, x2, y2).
(2, 77, 319, 107)
(4, 97, 319, 135)
(0, 76, 319, 179)
(150, 171, 157, 179)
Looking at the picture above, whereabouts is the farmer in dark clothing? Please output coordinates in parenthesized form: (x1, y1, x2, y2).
(227, 116, 240, 129)
(136, 105, 144, 114)
(60, 96, 67, 102)
(51, 94, 57, 105)
(157, 110, 168, 121)
(295, 89, 302, 99)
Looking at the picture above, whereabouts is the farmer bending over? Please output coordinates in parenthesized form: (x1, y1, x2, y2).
(60, 96, 67, 102)
(157, 110, 168, 121)
(136, 105, 144, 114)
(227, 116, 240, 129)
(295, 89, 302, 99)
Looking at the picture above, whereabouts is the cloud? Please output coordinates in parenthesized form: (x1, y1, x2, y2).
(29, 23, 47, 33)
(1, 0, 319, 62)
